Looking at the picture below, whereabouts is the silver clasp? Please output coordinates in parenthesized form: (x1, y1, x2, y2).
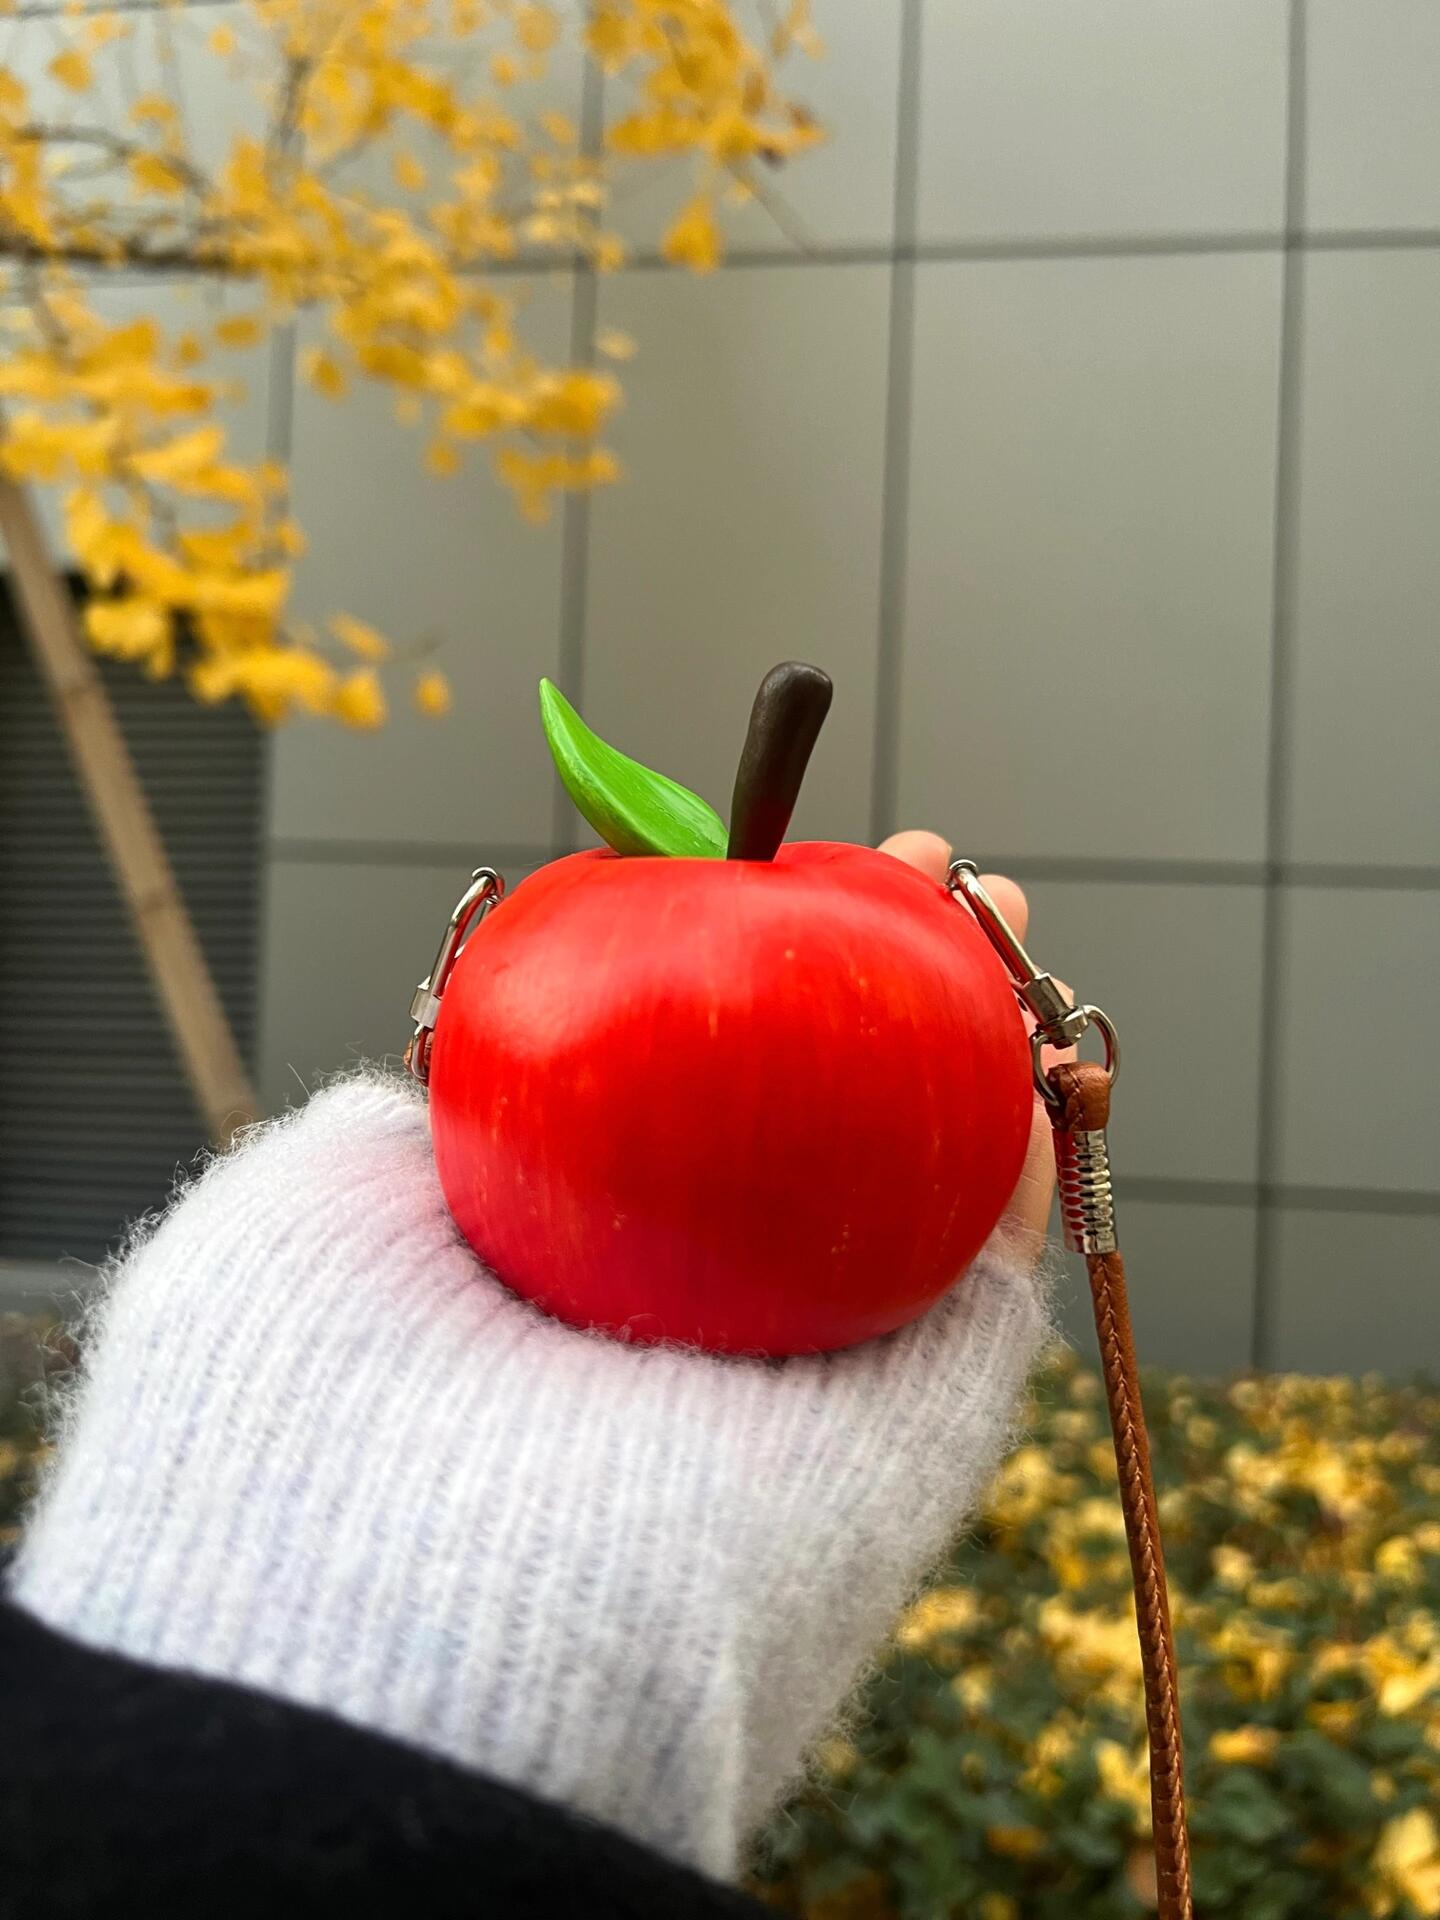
(404, 867, 506, 1086)
(946, 859, 1119, 1109)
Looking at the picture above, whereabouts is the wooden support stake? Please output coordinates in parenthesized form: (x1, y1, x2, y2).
(0, 473, 261, 1145)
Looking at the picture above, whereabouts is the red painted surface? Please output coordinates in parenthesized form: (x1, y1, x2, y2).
(430, 843, 1032, 1355)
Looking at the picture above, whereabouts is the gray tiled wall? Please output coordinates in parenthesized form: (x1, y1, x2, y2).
(19, 2, 1440, 1370)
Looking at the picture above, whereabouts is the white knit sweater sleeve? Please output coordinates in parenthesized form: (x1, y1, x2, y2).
(11, 1074, 1050, 1881)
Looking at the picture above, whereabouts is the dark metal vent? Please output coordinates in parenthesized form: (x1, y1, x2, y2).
(0, 583, 264, 1264)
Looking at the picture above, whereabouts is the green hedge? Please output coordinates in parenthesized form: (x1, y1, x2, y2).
(5, 1319, 1439, 1916)
(754, 1350, 1440, 1919)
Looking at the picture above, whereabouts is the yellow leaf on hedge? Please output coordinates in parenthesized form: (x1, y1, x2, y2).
(215, 313, 262, 348)
(414, 670, 451, 717)
(335, 667, 387, 729)
(329, 612, 389, 661)
(661, 196, 720, 273)
(1209, 1725, 1279, 1767)
(1095, 1740, 1152, 1827)
(894, 1587, 979, 1650)
(48, 48, 91, 91)
(985, 1826, 1044, 1862)
(1373, 1809, 1440, 1917)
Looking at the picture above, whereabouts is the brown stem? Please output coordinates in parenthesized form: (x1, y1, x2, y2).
(726, 660, 832, 861)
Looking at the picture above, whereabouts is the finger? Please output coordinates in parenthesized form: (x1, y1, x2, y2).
(877, 829, 952, 884)
(993, 1097, 1058, 1257)
(875, 844, 1055, 1261)
(995, 975, 1076, 1261)
(976, 872, 1028, 944)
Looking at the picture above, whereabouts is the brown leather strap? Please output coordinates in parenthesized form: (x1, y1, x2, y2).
(1047, 1061, 1193, 1920)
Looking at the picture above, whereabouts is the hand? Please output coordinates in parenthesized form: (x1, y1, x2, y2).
(13, 833, 1054, 1884)
(878, 831, 1071, 1258)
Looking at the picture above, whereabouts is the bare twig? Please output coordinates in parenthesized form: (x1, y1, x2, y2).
(14, 122, 212, 197)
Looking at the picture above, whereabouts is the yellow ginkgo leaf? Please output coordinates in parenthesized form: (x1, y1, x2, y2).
(208, 22, 236, 55)
(661, 196, 721, 274)
(301, 347, 348, 398)
(129, 424, 226, 484)
(214, 313, 263, 348)
(426, 438, 460, 476)
(393, 151, 427, 193)
(128, 93, 178, 128)
(328, 612, 390, 661)
(85, 597, 170, 661)
(81, 10, 127, 50)
(185, 569, 288, 618)
(414, 669, 452, 718)
(130, 152, 187, 196)
(515, 4, 557, 54)
(335, 667, 387, 729)
(595, 327, 635, 362)
(48, 48, 91, 91)
(0, 413, 117, 481)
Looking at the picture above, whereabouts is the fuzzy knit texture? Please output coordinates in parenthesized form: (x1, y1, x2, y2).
(12, 1073, 1051, 1882)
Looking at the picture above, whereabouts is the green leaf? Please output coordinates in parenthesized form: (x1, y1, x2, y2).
(538, 679, 727, 859)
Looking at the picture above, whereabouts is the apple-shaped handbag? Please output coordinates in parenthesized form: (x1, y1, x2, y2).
(404, 663, 1192, 1920)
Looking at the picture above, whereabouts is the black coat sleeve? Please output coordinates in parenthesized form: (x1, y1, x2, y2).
(0, 1600, 768, 1920)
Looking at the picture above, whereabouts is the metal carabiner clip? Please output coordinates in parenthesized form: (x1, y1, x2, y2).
(404, 867, 506, 1086)
(946, 859, 1120, 1109)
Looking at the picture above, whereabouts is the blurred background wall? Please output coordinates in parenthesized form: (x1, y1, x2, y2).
(2, 1, 1437, 1373)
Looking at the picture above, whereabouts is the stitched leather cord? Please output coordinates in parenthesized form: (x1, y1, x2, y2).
(1047, 1060, 1193, 1920)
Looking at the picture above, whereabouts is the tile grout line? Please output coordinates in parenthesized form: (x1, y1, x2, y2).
(869, 0, 923, 844)
(550, 57, 605, 850)
(264, 838, 1440, 891)
(1119, 1177, 1440, 1218)
(1251, 0, 1309, 1371)
(271, 840, 557, 870)
(251, 320, 299, 1086)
